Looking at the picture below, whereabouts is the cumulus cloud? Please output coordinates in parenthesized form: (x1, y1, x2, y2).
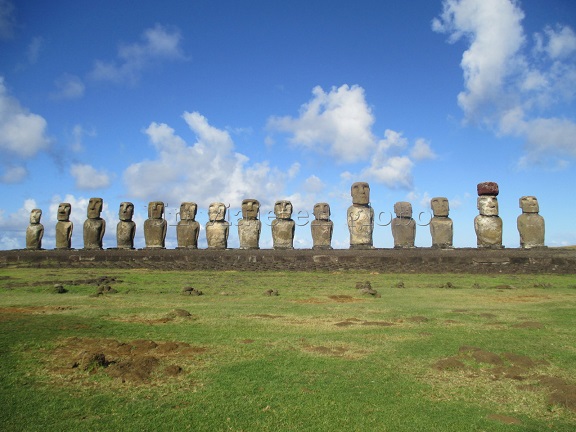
(0, 0, 15, 40)
(0, 76, 50, 158)
(89, 24, 186, 85)
(69, 124, 95, 153)
(1, 165, 27, 183)
(70, 163, 112, 190)
(433, 0, 576, 165)
(51, 74, 85, 100)
(0, 198, 38, 249)
(123, 112, 288, 208)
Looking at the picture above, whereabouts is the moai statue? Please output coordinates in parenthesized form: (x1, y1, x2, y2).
(271, 200, 295, 249)
(117, 202, 136, 249)
(55, 202, 73, 249)
(430, 197, 453, 248)
(26, 209, 44, 249)
(392, 201, 416, 248)
(206, 202, 229, 249)
(474, 182, 503, 249)
(144, 201, 167, 248)
(177, 202, 200, 249)
(83, 197, 106, 249)
(517, 196, 545, 248)
(347, 182, 374, 249)
(238, 198, 261, 249)
(311, 202, 333, 250)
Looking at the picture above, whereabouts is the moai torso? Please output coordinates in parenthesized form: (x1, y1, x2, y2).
(206, 202, 229, 249)
(517, 196, 545, 248)
(272, 200, 295, 249)
(429, 197, 453, 248)
(144, 201, 167, 248)
(55, 203, 73, 249)
(177, 202, 200, 249)
(347, 182, 374, 249)
(311, 203, 333, 250)
(117, 202, 136, 249)
(474, 195, 503, 248)
(238, 199, 261, 249)
(392, 202, 416, 248)
(26, 209, 44, 250)
(83, 197, 105, 249)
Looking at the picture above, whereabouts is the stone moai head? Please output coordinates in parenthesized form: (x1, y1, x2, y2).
(394, 202, 413, 218)
(351, 182, 370, 205)
(180, 202, 198, 221)
(29, 209, 42, 224)
(241, 199, 260, 220)
(57, 203, 71, 221)
(148, 201, 164, 219)
(477, 196, 499, 216)
(119, 202, 134, 221)
(313, 203, 331, 221)
(274, 200, 293, 220)
(87, 197, 103, 219)
(519, 196, 539, 213)
(431, 197, 449, 217)
(208, 202, 227, 222)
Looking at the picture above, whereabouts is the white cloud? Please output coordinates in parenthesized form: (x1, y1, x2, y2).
(0, 0, 15, 40)
(123, 112, 288, 208)
(70, 163, 112, 190)
(410, 138, 436, 161)
(90, 24, 186, 85)
(1, 165, 27, 183)
(0, 76, 51, 158)
(0, 198, 38, 249)
(69, 124, 95, 153)
(26, 36, 43, 64)
(434, 0, 576, 166)
(51, 74, 85, 100)
(303, 175, 325, 194)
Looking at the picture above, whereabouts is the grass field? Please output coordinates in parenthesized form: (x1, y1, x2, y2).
(1, 268, 575, 431)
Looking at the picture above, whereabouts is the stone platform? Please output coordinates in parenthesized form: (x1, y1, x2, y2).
(1, 248, 575, 274)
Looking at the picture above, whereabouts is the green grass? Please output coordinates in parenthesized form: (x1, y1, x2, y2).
(1, 268, 575, 431)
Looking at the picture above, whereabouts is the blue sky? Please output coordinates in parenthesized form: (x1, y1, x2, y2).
(1, 0, 575, 250)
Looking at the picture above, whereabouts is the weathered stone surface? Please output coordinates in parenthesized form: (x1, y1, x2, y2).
(238, 199, 261, 249)
(477, 181, 499, 196)
(431, 197, 449, 217)
(392, 202, 415, 248)
(55, 203, 73, 249)
(430, 197, 453, 248)
(177, 202, 200, 249)
(206, 202, 229, 249)
(518, 196, 545, 248)
(83, 197, 105, 250)
(475, 196, 503, 248)
(117, 202, 136, 249)
(26, 209, 44, 250)
(311, 203, 333, 250)
(144, 201, 167, 249)
(347, 182, 374, 249)
(272, 200, 295, 250)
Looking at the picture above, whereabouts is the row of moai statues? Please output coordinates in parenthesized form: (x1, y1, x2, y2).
(24, 181, 544, 250)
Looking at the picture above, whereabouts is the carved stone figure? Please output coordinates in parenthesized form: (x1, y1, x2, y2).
(430, 197, 453, 248)
(238, 198, 261, 249)
(144, 201, 167, 248)
(474, 195, 503, 248)
(206, 202, 229, 249)
(55, 202, 73, 249)
(517, 196, 545, 248)
(117, 202, 136, 249)
(311, 202, 333, 250)
(272, 200, 295, 249)
(83, 197, 106, 249)
(177, 202, 200, 249)
(26, 209, 44, 249)
(392, 201, 416, 248)
(347, 182, 374, 249)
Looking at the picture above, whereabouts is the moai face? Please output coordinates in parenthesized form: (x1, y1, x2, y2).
(351, 182, 370, 205)
(87, 197, 103, 219)
(241, 199, 260, 220)
(208, 202, 226, 222)
(477, 196, 499, 216)
(274, 200, 293, 220)
(119, 202, 134, 221)
(180, 202, 198, 221)
(148, 201, 164, 219)
(57, 203, 71, 221)
(29, 209, 42, 224)
(519, 196, 539, 213)
(313, 203, 330, 221)
(394, 202, 413, 218)
(431, 197, 449, 217)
